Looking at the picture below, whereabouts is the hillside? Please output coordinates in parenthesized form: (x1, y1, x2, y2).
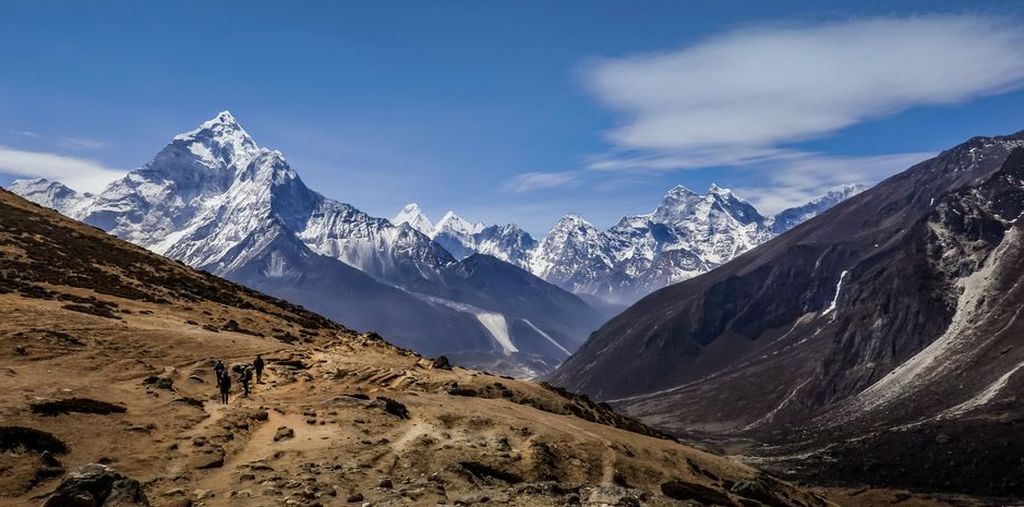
(0, 187, 837, 506)
(550, 132, 1024, 497)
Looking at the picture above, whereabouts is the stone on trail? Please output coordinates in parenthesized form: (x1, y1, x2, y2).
(274, 426, 296, 442)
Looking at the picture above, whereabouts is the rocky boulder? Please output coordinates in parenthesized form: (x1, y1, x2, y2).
(42, 463, 149, 506)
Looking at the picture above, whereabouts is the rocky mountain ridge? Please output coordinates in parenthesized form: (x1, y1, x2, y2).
(549, 130, 1024, 497)
(394, 184, 865, 304)
(8, 112, 603, 378)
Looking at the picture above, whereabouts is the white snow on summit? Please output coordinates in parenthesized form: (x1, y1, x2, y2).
(9, 110, 861, 311)
(431, 211, 485, 238)
(392, 203, 434, 235)
(424, 183, 863, 305)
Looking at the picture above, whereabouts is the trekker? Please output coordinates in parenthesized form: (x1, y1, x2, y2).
(240, 367, 251, 398)
(254, 354, 265, 384)
(213, 360, 225, 383)
(219, 371, 231, 404)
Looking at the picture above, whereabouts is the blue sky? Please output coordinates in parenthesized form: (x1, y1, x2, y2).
(2, 1, 1024, 235)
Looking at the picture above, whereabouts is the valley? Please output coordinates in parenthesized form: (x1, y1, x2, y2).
(4, 4, 1024, 505)
(10, 113, 854, 379)
(0, 186, 839, 506)
(550, 132, 1024, 500)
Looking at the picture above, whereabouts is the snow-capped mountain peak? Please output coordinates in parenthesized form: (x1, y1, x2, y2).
(6, 178, 88, 215)
(769, 183, 868, 234)
(432, 210, 485, 237)
(5, 110, 865, 312)
(173, 110, 247, 142)
(392, 203, 434, 235)
(168, 110, 260, 173)
(707, 182, 731, 195)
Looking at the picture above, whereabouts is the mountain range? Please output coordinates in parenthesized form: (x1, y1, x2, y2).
(393, 184, 865, 304)
(549, 130, 1024, 497)
(7, 112, 603, 377)
(7, 111, 858, 377)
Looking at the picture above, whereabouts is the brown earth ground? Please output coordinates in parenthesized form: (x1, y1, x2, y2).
(0, 293, 820, 507)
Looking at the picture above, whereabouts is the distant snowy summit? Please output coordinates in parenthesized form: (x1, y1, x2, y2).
(392, 203, 433, 235)
(7, 111, 604, 378)
(393, 183, 865, 304)
(13, 109, 861, 311)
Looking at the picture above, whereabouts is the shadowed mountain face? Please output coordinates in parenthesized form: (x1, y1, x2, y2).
(550, 132, 1024, 497)
(7, 112, 604, 377)
(0, 188, 832, 506)
(214, 219, 490, 357)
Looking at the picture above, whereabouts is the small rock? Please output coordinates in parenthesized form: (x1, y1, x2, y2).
(274, 426, 295, 442)
(40, 450, 62, 468)
(14, 345, 28, 356)
(375, 397, 409, 419)
(196, 447, 225, 469)
(495, 437, 511, 453)
(661, 480, 732, 505)
(229, 489, 253, 498)
(143, 375, 174, 390)
(162, 487, 186, 497)
(347, 492, 364, 502)
(378, 478, 393, 489)
(586, 485, 639, 507)
(246, 461, 275, 471)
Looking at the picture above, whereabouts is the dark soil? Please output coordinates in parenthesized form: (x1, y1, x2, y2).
(0, 427, 68, 454)
(30, 398, 127, 417)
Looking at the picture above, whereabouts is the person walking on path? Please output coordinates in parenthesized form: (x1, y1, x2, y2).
(214, 360, 225, 383)
(254, 355, 265, 384)
(240, 367, 252, 398)
(219, 371, 231, 404)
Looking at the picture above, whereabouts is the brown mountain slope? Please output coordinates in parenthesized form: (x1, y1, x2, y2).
(0, 187, 833, 506)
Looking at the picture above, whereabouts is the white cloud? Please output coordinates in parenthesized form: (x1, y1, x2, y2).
(733, 150, 934, 213)
(575, 14, 1024, 212)
(502, 170, 581, 193)
(10, 130, 40, 139)
(584, 15, 1024, 154)
(59, 137, 108, 150)
(0, 146, 124, 193)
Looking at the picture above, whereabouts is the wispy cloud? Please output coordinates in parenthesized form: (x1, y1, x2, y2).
(584, 14, 1024, 155)
(10, 130, 40, 139)
(732, 151, 934, 213)
(59, 137, 108, 150)
(576, 14, 1024, 209)
(0, 146, 124, 193)
(502, 170, 581, 193)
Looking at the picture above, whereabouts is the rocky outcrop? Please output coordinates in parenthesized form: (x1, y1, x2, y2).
(42, 464, 148, 506)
